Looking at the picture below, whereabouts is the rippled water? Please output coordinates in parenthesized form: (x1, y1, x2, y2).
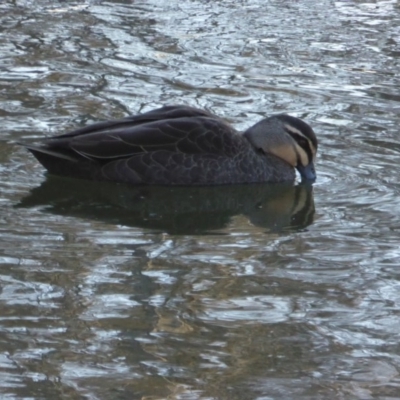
(2, 0, 400, 398)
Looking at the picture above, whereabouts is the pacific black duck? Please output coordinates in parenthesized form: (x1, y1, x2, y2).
(23, 105, 318, 185)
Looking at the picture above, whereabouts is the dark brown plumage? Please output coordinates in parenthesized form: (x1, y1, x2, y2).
(22, 105, 318, 185)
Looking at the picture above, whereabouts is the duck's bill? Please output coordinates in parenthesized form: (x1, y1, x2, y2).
(297, 162, 316, 182)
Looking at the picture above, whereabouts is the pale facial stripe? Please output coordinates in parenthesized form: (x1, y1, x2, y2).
(284, 124, 317, 162)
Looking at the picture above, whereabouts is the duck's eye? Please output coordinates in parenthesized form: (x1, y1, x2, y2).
(284, 127, 308, 148)
(295, 136, 313, 163)
(296, 137, 308, 148)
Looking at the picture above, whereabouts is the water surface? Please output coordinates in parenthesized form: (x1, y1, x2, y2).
(2, 0, 400, 399)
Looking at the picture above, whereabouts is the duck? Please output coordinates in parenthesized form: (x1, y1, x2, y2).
(22, 105, 318, 185)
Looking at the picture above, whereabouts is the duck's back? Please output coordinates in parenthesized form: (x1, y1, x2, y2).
(25, 106, 295, 185)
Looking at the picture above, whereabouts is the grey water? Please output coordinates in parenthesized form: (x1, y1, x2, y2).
(1, 0, 400, 398)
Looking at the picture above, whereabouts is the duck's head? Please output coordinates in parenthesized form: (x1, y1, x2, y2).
(244, 114, 318, 181)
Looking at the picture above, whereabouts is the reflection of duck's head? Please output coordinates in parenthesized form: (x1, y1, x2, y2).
(247, 183, 315, 232)
(21, 105, 318, 185)
(244, 114, 318, 181)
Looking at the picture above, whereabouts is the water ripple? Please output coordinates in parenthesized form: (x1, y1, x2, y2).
(2, 0, 400, 398)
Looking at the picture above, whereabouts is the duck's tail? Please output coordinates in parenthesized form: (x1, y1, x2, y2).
(22, 143, 79, 163)
(21, 143, 100, 180)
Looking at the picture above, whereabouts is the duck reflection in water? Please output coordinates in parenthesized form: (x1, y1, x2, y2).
(18, 177, 315, 234)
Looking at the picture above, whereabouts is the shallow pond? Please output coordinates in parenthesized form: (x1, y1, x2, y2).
(1, 0, 400, 398)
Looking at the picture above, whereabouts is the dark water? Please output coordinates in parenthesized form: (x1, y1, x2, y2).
(2, 0, 400, 398)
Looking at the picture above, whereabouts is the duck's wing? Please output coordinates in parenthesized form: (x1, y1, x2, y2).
(55, 105, 216, 139)
(37, 108, 241, 161)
